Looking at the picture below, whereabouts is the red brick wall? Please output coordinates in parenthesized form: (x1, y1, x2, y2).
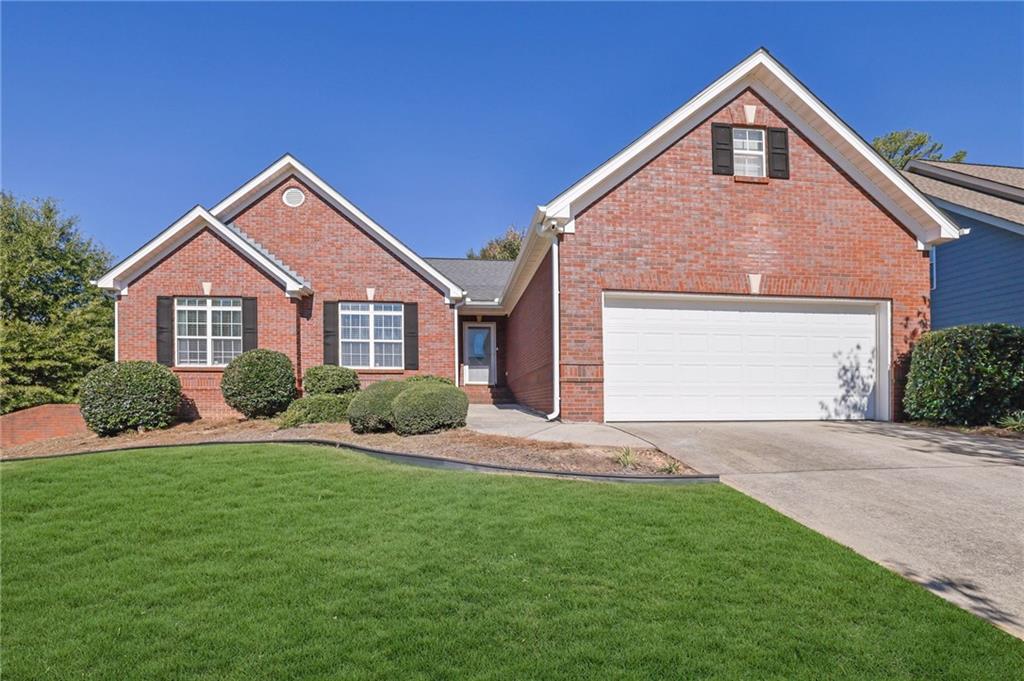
(505, 250, 554, 413)
(558, 89, 930, 421)
(117, 178, 455, 418)
(118, 228, 298, 418)
(231, 177, 454, 384)
(1, 404, 89, 448)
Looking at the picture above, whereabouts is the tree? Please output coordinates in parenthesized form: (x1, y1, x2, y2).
(466, 225, 525, 260)
(871, 130, 967, 170)
(0, 193, 114, 413)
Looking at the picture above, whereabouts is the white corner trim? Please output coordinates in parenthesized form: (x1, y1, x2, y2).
(209, 154, 466, 299)
(95, 206, 311, 298)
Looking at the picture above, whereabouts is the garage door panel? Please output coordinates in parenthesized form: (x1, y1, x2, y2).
(603, 296, 884, 421)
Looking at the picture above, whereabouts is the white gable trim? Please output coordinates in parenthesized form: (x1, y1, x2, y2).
(538, 48, 961, 245)
(95, 206, 312, 298)
(210, 154, 465, 299)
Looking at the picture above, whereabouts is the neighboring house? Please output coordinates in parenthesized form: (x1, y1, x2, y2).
(903, 160, 1024, 328)
(97, 48, 960, 422)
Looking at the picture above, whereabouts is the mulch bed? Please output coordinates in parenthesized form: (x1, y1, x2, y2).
(1, 418, 690, 476)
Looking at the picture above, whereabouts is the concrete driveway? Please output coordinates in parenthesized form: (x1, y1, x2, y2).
(617, 420, 1024, 638)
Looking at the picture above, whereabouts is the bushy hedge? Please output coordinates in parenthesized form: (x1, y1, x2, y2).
(391, 383, 469, 436)
(904, 324, 1024, 426)
(303, 365, 360, 396)
(279, 393, 354, 428)
(220, 349, 297, 418)
(80, 361, 182, 436)
(346, 380, 410, 433)
(405, 374, 455, 386)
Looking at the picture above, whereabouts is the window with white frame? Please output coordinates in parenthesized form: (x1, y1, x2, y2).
(733, 128, 766, 177)
(340, 302, 404, 369)
(175, 297, 243, 367)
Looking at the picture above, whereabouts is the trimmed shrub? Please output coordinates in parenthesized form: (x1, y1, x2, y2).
(303, 365, 360, 396)
(904, 324, 1024, 426)
(405, 374, 455, 386)
(80, 361, 182, 436)
(279, 393, 354, 428)
(391, 383, 469, 436)
(220, 349, 297, 418)
(346, 380, 410, 433)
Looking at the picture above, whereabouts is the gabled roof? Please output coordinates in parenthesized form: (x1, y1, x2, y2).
(904, 160, 1024, 235)
(95, 206, 312, 297)
(210, 154, 465, 299)
(425, 258, 515, 302)
(531, 48, 961, 247)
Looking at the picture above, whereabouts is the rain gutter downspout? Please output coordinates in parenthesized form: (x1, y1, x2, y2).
(452, 298, 465, 385)
(540, 220, 563, 421)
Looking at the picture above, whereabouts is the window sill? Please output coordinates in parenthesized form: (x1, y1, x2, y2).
(172, 366, 225, 372)
(353, 368, 406, 374)
(734, 175, 769, 184)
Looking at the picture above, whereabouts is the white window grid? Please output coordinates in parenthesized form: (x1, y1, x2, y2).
(340, 302, 404, 369)
(175, 297, 243, 367)
(733, 128, 766, 177)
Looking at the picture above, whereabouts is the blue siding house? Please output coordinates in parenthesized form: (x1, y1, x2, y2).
(904, 160, 1024, 329)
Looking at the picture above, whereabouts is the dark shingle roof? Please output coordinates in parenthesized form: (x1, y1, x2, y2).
(916, 160, 1024, 188)
(903, 162, 1024, 227)
(425, 258, 515, 301)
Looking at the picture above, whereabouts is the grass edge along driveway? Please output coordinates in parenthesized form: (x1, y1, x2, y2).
(3, 443, 1021, 680)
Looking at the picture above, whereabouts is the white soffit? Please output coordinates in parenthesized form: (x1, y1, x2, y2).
(538, 48, 960, 245)
(210, 154, 466, 299)
(95, 206, 311, 298)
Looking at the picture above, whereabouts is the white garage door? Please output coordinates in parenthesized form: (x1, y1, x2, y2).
(603, 294, 889, 422)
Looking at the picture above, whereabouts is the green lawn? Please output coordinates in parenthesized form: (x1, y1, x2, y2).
(2, 445, 1020, 679)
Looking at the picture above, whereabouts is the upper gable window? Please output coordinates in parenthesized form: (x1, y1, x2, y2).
(732, 128, 765, 177)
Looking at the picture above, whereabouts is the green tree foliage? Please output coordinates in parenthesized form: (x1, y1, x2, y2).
(871, 130, 967, 170)
(466, 225, 525, 260)
(1, 193, 113, 413)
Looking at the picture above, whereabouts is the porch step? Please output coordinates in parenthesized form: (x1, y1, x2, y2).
(461, 385, 516, 405)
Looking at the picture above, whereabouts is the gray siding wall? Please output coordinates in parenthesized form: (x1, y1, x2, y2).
(932, 211, 1024, 328)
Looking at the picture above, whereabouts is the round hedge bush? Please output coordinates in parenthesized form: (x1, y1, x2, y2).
(346, 380, 410, 433)
(303, 365, 360, 396)
(220, 349, 297, 418)
(404, 374, 455, 386)
(391, 383, 469, 436)
(904, 323, 1024, 426)
(279, 393, 354, 428)
(80, 361, 182, 436)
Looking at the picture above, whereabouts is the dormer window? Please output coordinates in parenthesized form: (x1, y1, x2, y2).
(732, 128, 765, 177)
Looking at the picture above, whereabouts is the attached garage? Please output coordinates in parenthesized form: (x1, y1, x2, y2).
(602, 293, 891, 422)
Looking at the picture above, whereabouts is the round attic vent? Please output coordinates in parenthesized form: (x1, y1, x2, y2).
(282, 187, 305, 207)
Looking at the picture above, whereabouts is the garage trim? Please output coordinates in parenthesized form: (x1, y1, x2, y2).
(601, 291, 892, 422)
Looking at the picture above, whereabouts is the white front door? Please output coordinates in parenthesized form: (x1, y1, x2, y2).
(602, 294, 890, 422)
(463, 324, 496, 385)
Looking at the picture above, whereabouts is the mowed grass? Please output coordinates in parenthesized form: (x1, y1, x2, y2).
(2, 445, 1020, 680)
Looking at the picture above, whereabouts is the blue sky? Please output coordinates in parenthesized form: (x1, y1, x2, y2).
(3, 2, 1022, 261)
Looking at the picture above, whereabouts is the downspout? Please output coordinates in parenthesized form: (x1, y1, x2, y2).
(543, 226, 562, 421)
(113, 295, 119, 362)
(452, 299, 465, 385)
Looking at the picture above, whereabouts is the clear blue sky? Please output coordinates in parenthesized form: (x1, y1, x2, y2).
(3, 2, 1022, 261)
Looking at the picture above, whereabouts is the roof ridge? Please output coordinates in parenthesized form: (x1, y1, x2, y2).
(923, 159, 1024, 171)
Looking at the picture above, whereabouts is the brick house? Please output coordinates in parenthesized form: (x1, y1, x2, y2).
(97, 49, 960, 422)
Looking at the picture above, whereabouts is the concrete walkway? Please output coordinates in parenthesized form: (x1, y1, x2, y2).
(618, 420, 1024, 639)
(466, 404, 651, 449)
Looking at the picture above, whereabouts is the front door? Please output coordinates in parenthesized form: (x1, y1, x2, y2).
(463, 324, 495, 385)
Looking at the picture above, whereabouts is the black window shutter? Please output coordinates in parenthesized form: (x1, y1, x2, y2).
(156, 296, 174, 366)
(768, 128, 790, 179)
(711, 123, 734, 175)
(403, 303, 419, 370)
(323, 301, 339, 365)
(242, 298, 258, 351)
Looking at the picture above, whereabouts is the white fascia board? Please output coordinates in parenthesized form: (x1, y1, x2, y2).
(210, 154, 465, 299)
(96, 206, 310, 298)
(539, 49, 960, 245)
